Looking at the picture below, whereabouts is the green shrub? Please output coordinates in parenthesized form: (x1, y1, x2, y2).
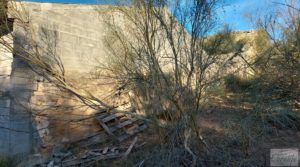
(224, 74, 252, 93)
(0, 156, 14, 167)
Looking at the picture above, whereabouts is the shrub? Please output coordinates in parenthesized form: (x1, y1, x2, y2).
(0, 156, 14, 167)
(224, 74, 252, 93)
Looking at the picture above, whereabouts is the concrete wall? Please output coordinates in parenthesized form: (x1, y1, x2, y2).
(9, 54, 36, 156)
(0, 1, 178, 158)
(0, 93, 10, 154)
(0, 35, 12, 91)
(22, 2, 111, 77)
(0, 34, 14, 155)
(0, 35, 35, 157)
(0, 2, 120, 157)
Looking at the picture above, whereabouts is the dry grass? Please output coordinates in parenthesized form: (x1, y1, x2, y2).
(94, 79, 300, 167)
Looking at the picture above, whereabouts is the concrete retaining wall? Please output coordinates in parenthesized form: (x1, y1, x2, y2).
(22, 2, 111, 77)
(1, 2, 118, 157)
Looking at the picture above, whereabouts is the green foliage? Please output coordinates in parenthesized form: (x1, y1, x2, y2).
(225, 73, 299, 116)
(0, 156, 15, 167)
(0, 0, 7, 19)
(224, 74, 252, 93)
(253, 29, 270, 54)
(0, 0, 13, 36)
(253, 3, 300, 106)
(224, 71, 300, 153)
(204, 30, 240, 55)
(263, 107, 300, 129)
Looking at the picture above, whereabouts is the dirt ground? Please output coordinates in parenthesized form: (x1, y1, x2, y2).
(111, 93, 300, 167)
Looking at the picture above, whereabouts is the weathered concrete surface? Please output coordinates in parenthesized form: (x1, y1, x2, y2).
(0, 35, 12, 91)
(1, 3, 173, 160)
(0, 34, 13, 155)
(0, 67, 34, 157)
(0, 35, 35, 156)
(1, 2, 119, 157)
(0, 22, 35, 157)
(8, 56, 35, 156)
(0, 98, 10, 154)
(20, 2, 111, 77)
(1, 1, 187, 158)
(1, 2, 130, 157)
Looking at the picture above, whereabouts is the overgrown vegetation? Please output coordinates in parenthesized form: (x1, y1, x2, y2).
(0, 0, 299, 166)
(98, 0, 300, 166)
(0, 0, 13, 36)
(0, 156, 15, 167)
(99, 0, 249, 166)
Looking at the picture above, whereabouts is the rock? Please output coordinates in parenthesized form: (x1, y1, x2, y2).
(61, 137, 70, 143)
(296, 131, 300, 138)
(47, 160, 54, 167)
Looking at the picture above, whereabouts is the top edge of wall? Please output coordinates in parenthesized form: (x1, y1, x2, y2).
(14, 0, 122, 6)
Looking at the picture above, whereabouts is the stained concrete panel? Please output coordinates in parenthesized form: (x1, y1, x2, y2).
(0, 33, 13, 155)
(0, 98, 10, 154)
(17, 2, 110, 78)
(7, 56, 35, 156)
(0, 23, 36, 156)
(0, 32, 13, 156)
(0, 35, 13, 91)
(4, 1, 173, 157)
(2, 2, 116, 156)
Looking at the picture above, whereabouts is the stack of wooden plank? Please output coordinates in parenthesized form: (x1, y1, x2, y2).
(74, 109, 147, 147)
(95, 111, 146, 141)
(61, 147, 124, 167)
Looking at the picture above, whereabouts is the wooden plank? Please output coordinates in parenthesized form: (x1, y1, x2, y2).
(101, 114, 118, 123)
(101, 113, 125, 123)
(95, 112, 110, 120)
(94, 112, 120, 138)
(127, 123, 147, 134)
(110, 118, 139, 132)
(62, 152, 122, 167)
(75, 132, 109, 148)
(98, 120, 116, 137)
(118, 124, 147, 141)
(102, 147, 108, 154)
